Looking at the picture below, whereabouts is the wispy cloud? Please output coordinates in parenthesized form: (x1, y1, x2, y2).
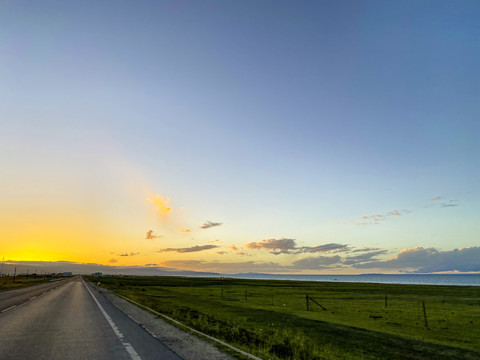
(200, 221, 223, 229)
(157, 244, 218, 253)
(302, 243, 349, 253)
(145, 230, 162, 239)
(440, 200, 459, 208)
(351, 247, 381, 253)
(356, 208, 411, 226)
(353, 247, 480, 273)
(119, 252, 140, 257)
(179, 227, 191, 233)
(108, 258, 118, 263)
(147, 194, 172, 220)
(208, 239, 223, 244)
(426, 197, 460, 209)
(343, 250, 388, 265)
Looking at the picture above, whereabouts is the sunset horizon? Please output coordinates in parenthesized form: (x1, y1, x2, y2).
(2, 0, 479, 277)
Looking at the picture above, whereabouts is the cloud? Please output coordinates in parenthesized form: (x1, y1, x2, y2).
(246, 239, 350, 255)
(119, 252, 140, 257)
(440, 200, 459, 208)
(426, 198, 460, 209)
(144, 263, 158, 267)
(145, 230, 162, 239)
(217, 251, 227, 255)
(353, 247, 480, 273)
(162, 259, 289, 273)
(208, 240, 223, 244)
(157, 244, 219, 253)
(162, 255, 342, 273)
(147, 194, 172, 220)
(108, 258, 118, 264)
(291, 256, 341, 270)
(179, 227, 191, 233)
(200, 221, 223, 229)
(236, 252, 251, 256)
(303, 243, 349, 253)
(356, 212, 395, 226)
(352, 247, 381, 253)
(246, 238, 296, 254)
(343, 250, 389, 265)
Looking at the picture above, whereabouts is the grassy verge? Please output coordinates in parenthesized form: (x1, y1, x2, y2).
(87, 276, 480, 360)
(0, 276, 60, 291)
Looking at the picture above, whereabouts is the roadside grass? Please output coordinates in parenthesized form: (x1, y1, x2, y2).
(88, 276, 480, 360)
(0, 276, 51, 291)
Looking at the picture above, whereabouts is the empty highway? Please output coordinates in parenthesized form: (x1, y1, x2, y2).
(0, 276, 181, 360)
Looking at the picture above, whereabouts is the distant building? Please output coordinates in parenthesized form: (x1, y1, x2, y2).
(93, 272, 102, 277)
(63, 272, 73, 276)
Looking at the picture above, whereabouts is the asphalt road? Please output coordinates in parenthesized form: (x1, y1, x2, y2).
(0, 278, 71, 313)
(0, 276, 182, 360)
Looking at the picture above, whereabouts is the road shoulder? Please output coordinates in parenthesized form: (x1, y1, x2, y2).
(94, 285, 236, 360)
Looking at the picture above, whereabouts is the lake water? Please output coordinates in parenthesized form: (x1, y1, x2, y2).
(229, 273, 480, 286)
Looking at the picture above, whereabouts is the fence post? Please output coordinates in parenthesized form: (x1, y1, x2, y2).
(422, 301, 428, 329)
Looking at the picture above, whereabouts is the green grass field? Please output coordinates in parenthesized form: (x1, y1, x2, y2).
(89, 276, 480, 360)
(0, 276, 52, 291)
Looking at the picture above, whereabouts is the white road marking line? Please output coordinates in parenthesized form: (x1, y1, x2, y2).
(83, 281, 142, 360)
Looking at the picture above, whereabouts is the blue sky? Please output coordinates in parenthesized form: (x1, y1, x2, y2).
(1, 0, 479, 274)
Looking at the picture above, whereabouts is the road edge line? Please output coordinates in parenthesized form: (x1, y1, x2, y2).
(83, 281, 142, 360)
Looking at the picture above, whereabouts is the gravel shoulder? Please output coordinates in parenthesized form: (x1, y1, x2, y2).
(96, 285, 238, 360)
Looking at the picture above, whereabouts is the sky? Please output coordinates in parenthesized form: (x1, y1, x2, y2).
(1, 0, 479, 275)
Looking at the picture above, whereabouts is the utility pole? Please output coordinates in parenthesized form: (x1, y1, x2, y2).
(0, 257, 4, 276)
(13, 267, 16, 283)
